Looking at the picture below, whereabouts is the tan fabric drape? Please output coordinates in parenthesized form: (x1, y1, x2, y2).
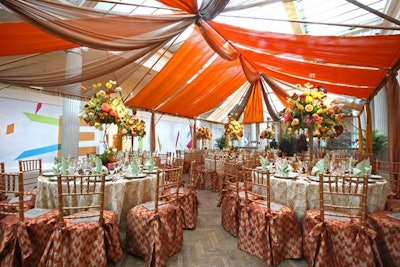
(150, 112, 156, 152)
(365, 103, 373, 154)
(357, 115, 364, 153)
(386, 73, 400, 163)
(193, 119, 197, 149)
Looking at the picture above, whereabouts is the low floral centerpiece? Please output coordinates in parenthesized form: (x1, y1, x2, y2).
(259, 127, 274, 139)
(196, 126, 212, 140)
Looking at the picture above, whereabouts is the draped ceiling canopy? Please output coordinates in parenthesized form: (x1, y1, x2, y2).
(0, 0, 400, 124)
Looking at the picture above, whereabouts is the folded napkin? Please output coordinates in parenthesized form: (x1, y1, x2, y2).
(130, 158, 140, 175)
(279, 159, 292, 176)
(259, 156, 271, 170)
(145, 156, 155, 172)
(52, 158, 61, 174)
(92, 157, 108, 175)
(311, 158, 325, 176)
(60, 158, 69, 175)
(352, 159, 372, 177)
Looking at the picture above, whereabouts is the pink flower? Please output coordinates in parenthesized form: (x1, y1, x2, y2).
(101, 103, 111, 113)
(284, 113, 292, 122)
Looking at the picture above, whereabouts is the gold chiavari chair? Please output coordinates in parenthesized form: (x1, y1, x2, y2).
(18, 158, 42, 201)
(238, 169, 302, 266)
(368, 161, 400, 266)
(303, 173, 382, 266)
(39, 173, 123, 266)
(375, 160, 400, 211)
(220, 161, 247, 237)
(0, 172, 58, 266)
(125, 167, 183, 266)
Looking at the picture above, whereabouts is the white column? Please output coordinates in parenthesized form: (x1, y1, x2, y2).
(372, 88, 388, 136)
(61, 48, 83, 158)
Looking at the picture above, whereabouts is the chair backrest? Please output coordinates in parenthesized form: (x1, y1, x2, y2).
(57, 173, 106, 226)
(188, 160, 197, 190)
(154, 167, 182, 213)
(244, 169, 272, 211)
(172, 158, 184, 169)
(318, 173, 369, 226)
(18, 158, 42, 190)
(0, 172, 25, 220)
(175, 150, 183, 159)
(375, 160, 400, 196)
(224, 160, 240, 193)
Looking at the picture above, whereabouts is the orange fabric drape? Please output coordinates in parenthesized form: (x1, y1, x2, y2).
(158, 57, 246, 117)
(209, 21, 400, 68)
(126, 28, 215, 110)
(243, 80, 264, 123)
(239, 55, 259, 83)
(0, 22, 78, 56)
(261, 75, 290, 108)
(197, 20, 239, 61)
(238, 46, 387, 99)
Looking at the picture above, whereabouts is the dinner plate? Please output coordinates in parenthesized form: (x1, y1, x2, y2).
(89, 175, 113, 182)
(48, 176, 59, 181)
(42, 171, 57, 177)
(274, 172, 298, 179)
(124, 173, 146, 179)
(370, 174, 383, 180)
(308, 176, 335, 183)
(145, 170, 157, 174)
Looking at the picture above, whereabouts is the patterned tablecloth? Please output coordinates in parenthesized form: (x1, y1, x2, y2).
(262, 173, 390, 222)
(35, 174, 157, 229)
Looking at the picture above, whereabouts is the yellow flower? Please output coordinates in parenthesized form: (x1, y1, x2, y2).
(305, 95, 314, 104)
(305, 104, 313, 112)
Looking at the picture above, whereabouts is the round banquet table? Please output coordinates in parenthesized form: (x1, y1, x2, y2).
(35, 174, 157, 230)
(258, 173, 391, 223)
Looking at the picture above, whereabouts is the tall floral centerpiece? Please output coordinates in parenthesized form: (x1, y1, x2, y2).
(80, 80, 146, 154)
(260, 127, 275, 150)
(281, 82, 344, 164)
(196, 126, 212, 149)
(224, 117, 244, 151)
(259, 127, 274, 139)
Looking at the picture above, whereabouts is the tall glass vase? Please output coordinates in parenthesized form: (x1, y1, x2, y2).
(308, 124, 314, 173)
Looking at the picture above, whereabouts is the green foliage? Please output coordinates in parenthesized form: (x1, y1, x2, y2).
(215, 135, 226, 150)
(372, 130, 388, 157)
(97, 150, 115, 166)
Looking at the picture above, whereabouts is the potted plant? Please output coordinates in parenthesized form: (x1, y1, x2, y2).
(215, 136, 226, 150)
